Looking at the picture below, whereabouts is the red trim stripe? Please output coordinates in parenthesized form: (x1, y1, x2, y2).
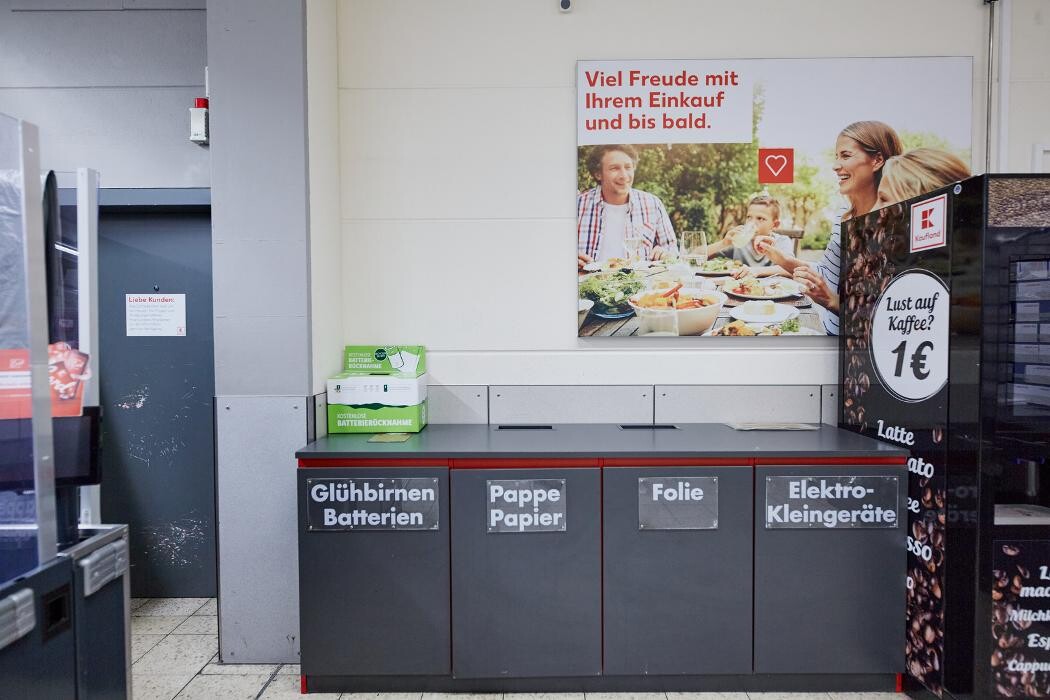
(450, 458, 600, 469)
(298, 458, 448, 468)
(602, 457, 751, 467)
(756, 456, 906, 465)
(300, 674, 307, 694)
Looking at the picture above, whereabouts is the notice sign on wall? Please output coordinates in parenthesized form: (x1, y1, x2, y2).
(306, 478, 440, 531)
(126, 294, 186, 337)
(638, 476, 718, 530)
(765, 476, 899, 529)
(487, 479, 566, 534)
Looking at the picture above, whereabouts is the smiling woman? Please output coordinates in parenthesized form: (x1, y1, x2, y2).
(753, 121, 904, 334)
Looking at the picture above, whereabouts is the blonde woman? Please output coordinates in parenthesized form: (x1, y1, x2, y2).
(875, 147, 971, 208)
(754, 121, 904, 334)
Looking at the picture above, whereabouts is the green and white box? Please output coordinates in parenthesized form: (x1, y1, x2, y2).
(327, 399, 428, 434)
(342, 345, 426, 376)
(327, 345, 429, 433)
(327, 373, 428, 433)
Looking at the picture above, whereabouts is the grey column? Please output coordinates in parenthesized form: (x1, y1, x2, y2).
(207, 0, 310, 663)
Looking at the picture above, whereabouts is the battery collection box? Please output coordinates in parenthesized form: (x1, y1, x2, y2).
(327, 346, 428, 434)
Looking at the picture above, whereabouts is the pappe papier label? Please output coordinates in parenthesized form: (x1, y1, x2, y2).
(870, 270, 950, 403)
(487, 479, 566, 533)
(306, 478, 439, 531)
(638, 476, 719, 530)
(765, 476, 900, 529)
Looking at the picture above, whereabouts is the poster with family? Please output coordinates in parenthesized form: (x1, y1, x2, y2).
(576, 57, 972, 338)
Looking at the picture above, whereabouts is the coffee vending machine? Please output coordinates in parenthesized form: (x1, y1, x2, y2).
(838, 175, 1050, 699)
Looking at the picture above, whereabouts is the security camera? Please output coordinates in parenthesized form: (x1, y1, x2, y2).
(559, 0, 572, 12)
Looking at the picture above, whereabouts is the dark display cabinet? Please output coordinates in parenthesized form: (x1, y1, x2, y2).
(838, 175, 1050, 699)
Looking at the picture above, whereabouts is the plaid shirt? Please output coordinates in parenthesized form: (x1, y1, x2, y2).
(577, 186, 678, 260)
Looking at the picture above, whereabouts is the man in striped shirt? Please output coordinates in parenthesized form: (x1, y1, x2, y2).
(577, 144, 678, 270)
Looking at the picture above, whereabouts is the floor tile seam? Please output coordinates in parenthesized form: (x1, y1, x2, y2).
(254, 663, 285, 700)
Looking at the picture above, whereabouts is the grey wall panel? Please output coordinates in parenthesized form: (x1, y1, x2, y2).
(212, 315, 309, 396)
(313, 392, 327, 439)
(216, 395, 306, 663)
(207, 0, 310, 397)
(1, 7, 205, 88)
(211, 239, 309, 318)
(0, 88, 209, 188)
(123, 0, 206, 8)
(655, 385, 821, 424)
(10, 1, 121, 10)
(488, 385, 653, 425)
(822, 384, 839, 425)
(428, 385, 488, 424)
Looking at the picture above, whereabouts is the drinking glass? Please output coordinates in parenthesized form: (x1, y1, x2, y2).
(624, 234, 645, 267)
(681, 230, 708, 269)
(731, 222, 757, 250)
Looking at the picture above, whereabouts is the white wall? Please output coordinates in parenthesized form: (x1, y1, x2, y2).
(0, 0, 209, 187)
(307, 0, 344, 395)
(1006, 0, 1050, 171)
(310, 0, 1041, 387)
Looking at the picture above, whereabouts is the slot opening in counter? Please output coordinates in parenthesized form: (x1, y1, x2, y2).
(619, 424, 679, 430)
(495, 425, 554, 430)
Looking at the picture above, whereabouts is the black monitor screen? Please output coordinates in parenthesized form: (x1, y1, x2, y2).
(0, 407, 100, 490)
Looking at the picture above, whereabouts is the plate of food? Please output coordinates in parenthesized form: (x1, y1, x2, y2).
(721, 276, 802, 300)
(708, 318, 822, 337)
(727, 300, 799, 324)
(694, 258, 745, 276)
(578, 271, 645, 319)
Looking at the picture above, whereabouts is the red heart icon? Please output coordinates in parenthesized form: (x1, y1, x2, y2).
(758, 148, 794, 183)
(764, 155, 787, 177)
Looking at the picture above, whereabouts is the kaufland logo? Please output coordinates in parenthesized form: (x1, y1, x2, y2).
(910, 194, 947, 253)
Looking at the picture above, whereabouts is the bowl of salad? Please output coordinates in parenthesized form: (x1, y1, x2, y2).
(628, 283, 726, 335)
(578, 271, 645, 318)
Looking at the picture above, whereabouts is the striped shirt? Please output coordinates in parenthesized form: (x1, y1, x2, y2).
(577, 186, 678, 261)
(814, 215, 843, 335)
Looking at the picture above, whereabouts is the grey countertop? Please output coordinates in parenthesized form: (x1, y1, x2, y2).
(297, 423, 906, 460)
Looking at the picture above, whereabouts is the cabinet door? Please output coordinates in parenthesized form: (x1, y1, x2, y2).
(603, 465, 753, 675)
(451, 467, 601, 678)
(754, 465, 906, 673)
(298, 467, 450, 676)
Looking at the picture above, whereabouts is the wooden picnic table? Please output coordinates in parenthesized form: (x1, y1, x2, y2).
(578, 269, 827, 337)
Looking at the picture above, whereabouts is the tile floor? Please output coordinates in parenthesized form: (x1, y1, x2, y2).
(130, 598, 901, 700)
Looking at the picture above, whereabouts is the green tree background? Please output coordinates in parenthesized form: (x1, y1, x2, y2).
(578, 90, 969, 252)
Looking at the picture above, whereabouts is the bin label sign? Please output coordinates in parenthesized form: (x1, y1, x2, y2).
(765, 476, 900, 529)
(870, 269, 950, 403)
(306, 478, 440, 531)
(487, 479, 566, 533)
(638, 476, 719, 530)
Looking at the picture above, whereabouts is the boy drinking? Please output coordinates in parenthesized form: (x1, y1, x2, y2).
(709, 194, 792, 278)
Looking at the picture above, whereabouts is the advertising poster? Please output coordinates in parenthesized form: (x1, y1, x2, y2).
(576, 57, 971, 338)
(0, 342, 90, 419)
(839, 192, 956, 696)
